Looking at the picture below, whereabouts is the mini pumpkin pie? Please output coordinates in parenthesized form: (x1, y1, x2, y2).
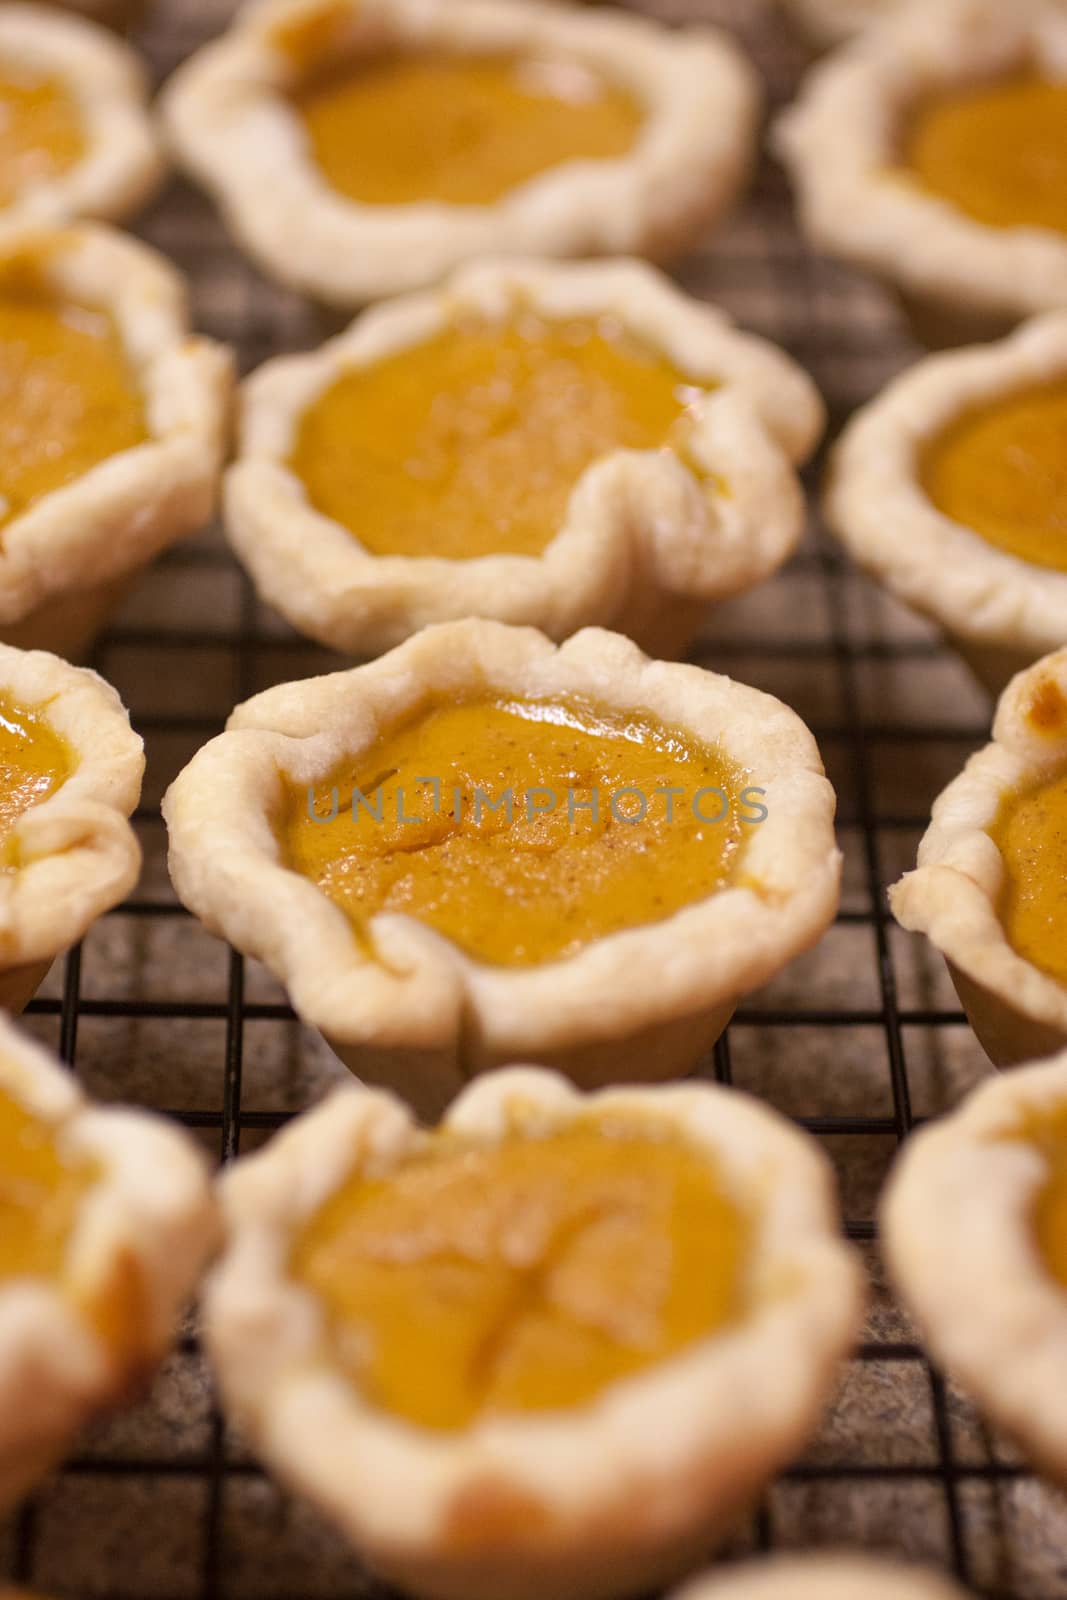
(0, 1013, 217, 1508)
(0, 224, 231, 660)
(0, 3, 162, 228)
(882, 1046, 1067, 1484)
(774, 0, 1067, 343)
(161, 0, 761, 307)
(163, 620, 841, 1115)
(205, 1065, 862, 1600)
(0, 640, 143, 1013)
(227, 257, 824, 660)
(890, 648, 1067, 1068)
(826, 311, 1067, 697)
(671, 1556, 974, 1600)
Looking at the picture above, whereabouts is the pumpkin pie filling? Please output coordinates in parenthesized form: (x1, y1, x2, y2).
(0, 278, 147, 527)
(290, 314, 703, 560)
(919, 379, 1067, 571)
(281, 694, 754, 966)
(0, 1080, 95, 1285)
(0, 65, 85, 211)
(291, 1113, 750, 1430)
(999, 1104, 1067, 1291)
(0, 689, 74, 868)
(293, 53, 643, 209)
(901, 72, 1067, 237)
(989, 774, 1067, 988)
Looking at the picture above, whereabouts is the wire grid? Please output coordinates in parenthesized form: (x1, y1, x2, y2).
(2, 0, 1066, 1596)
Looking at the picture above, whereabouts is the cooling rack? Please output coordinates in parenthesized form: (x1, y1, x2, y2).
(2, 0, 1066, 1595)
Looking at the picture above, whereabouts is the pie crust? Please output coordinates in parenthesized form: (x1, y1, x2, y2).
(160, 0, 762, 307)
(163, 619, 841, 1116)
(205, 1065, 862, 1600)
(777, 0, 900, 48)
(0, 641, 143, 1014)
(0, 1013, 217, 1508)
(881, 1047, 1067, 1484)
(0, 4, 162, 227)
(672, 1556, 973, 1600)
(227, 257, 823, 660)
(773, 0, 1067, 341)
(891, 648, 1067, 1068)
(0, 224, 231, 660)
(825, 311, 1067, 697)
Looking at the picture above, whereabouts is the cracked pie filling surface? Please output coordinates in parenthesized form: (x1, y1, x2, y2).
(204, 1067, 861, 1600)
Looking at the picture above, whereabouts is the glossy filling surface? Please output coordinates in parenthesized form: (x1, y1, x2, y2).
(0, 689, 74, 867)
(291, 314, 702, 559)
(0, 65, 85, 210)
(292, 1114, 750, 1429)
(294, 53, 643, 207)
(920, 380, 1067, 571)
(1002, 1104, 1067, 1290)
(0, 280, 147, 526)
(0, 1081, 94, 1284)
(991, 773, 1067, 988)
(901, 72, 1067, 236)
(282, 694, 753, 967)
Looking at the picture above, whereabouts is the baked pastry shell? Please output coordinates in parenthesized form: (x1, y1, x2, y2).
(0, 224, 232, 657)
(774, 0, 1067, 338)
(776, 0, 899, 49)
(891, 649, 1067, 1068)
(163, 619, 842, 1115)
(227, 256, 824, 660)
(0, 4, 163, 228)
(205, 1065, 863, 1600)
(161, 0, 761, 306)
(673, 1555, 973, 1600)
(826, 312, 1067, 698)
(0, 1013, 218, 1507)
(0, 642, 143, 1008)
(881, 1048, 1067, 1484)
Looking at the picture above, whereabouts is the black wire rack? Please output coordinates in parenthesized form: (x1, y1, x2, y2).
(3, 0, 1066, 1596)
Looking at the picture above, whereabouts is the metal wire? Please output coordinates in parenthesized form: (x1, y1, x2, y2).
(0, 1, 1054, 1596)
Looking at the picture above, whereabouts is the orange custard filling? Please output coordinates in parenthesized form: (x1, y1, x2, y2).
(920, 380, 1067, 571)
(281, 694, 755, 967)
(0, 65, 85, 211)
(0, 277, 147, 527)
(0, 1080, 94, 1284)
(901, 72, 1067, 237)
(0, 688, 74, 868)
(294, 53, 643, 208)
(291, 314, 702, 560)
(1000, 1104, 1067, 1290)
(291, 1113, 750, 1430)
(990, 773, 1067, 988)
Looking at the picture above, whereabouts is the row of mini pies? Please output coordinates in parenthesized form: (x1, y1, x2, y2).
(13, 619, 1067, 1100)
(3, 1001, 1064, 1600)
(0, 1564, 982, 1600)
(12, 0, 1067, 328)
(5, 217, 1067, 692)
